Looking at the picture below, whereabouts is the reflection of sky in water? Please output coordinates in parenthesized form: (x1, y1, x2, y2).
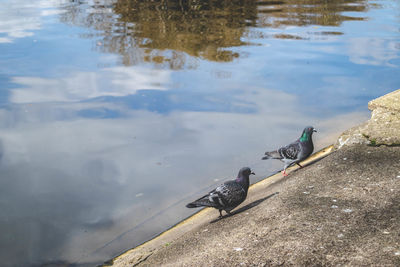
(0, 0, 399, 266)
(0, 0, 65, 43)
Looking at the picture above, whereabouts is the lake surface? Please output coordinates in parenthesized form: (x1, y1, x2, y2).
(0, 0, 399, 266)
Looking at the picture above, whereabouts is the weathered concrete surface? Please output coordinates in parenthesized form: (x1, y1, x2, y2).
(369, 89, 400, 111)
(106, 147, 333, 266)
(109, 145, 400, 267)
(336, 89, 400, 148)
(106, 90, 400, 267)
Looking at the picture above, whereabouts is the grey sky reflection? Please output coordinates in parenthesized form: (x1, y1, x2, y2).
(0, 84, 369, 266)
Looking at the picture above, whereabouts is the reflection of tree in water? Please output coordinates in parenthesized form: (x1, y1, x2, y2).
(113, 0, 259, 67)
(60, 0, 258, 68)
(60, 0, 371, 68)
(258, 0, 369, 27)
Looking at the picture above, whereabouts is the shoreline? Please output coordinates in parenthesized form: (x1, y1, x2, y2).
(105, 89, 400, 267)
(105, 145, 334, 266)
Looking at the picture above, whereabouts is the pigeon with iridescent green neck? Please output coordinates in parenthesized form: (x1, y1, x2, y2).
(262, 126, 317, 176)
(186, 167, 255, 218)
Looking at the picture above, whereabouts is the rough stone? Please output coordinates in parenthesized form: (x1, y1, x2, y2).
(362, 107, 400, 146)
(335, 122, 370, 149)
(368, 89, 400, 111)
(336, 89, 400, 148)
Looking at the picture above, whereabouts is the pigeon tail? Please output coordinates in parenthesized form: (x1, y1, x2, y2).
(262, 150, 281, 160)
(186, 203, 202, 208)
(186, 195, 218, 209)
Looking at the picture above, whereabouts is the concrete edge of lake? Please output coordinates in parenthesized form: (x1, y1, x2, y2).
(105, 89, 400, 267)
(335, 89, 400, 148)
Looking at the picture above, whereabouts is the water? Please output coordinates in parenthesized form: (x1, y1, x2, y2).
(0, 0, 399, 266)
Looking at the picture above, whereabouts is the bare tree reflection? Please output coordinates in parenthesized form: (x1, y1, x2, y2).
(59, 0, 372, 68)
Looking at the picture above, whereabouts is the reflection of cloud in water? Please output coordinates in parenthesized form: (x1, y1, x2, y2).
(0, 0, 66, 43)
(0, 85, 369, 265)
(9, 70, 257, 115)
(10, 67, 171, 103)
(348, 37, 399, 66)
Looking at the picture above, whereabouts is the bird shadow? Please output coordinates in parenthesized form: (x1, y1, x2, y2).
(210, 192, 279, 223)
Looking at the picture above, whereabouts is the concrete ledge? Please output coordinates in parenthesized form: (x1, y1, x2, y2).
(110, 144, 400, 266)
(106, 146, 334, 266)
(107, 89, 400, 267)
(368, 89, 400, 111)
(336, 89, 400, 148)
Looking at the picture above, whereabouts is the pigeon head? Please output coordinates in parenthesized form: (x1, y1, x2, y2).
(238, 167, 255, 178)
(300, 126, 316, 142)
(236, 167, 255, 189)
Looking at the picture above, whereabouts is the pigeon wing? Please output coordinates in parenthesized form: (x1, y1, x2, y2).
(215, 181, 247, 209)
(186, 180, 247, 210)
(279, 141, 301, 161)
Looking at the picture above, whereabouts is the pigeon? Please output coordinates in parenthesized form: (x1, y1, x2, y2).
(262, 126, 317, 176)
(186, 167, 255, 218)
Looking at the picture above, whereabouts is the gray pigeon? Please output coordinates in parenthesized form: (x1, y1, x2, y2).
(186, 167, 255, 218)
(262, 126, 317, 176)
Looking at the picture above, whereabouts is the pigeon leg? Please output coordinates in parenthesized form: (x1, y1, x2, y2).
(218, 209, 223, 218)
(296, 162, 303, 168)
(281, 170, 288, 177)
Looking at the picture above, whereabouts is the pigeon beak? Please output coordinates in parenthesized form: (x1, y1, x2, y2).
(251, 172, 255, 175)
